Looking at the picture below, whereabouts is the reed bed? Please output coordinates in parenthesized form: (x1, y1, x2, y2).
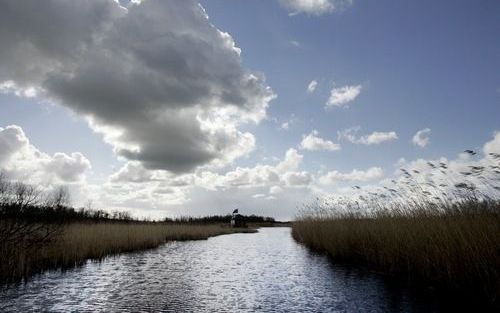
(293, 150, 500, 306)
(0, 222, 254, 283)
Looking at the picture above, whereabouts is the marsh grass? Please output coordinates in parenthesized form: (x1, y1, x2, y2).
(0, 222, 255, 283)
(293, 150, 500, 306)
(293, 205, 499, 303)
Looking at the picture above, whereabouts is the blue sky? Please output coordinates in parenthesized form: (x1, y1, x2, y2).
(0, 0, 499, 219)
(203, 0, 500, 166)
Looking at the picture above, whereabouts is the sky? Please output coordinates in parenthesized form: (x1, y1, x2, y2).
(0, 0, 499, 220)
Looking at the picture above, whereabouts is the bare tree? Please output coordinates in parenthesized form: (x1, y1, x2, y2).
(0, 172, 11, 205)
(84, 199, 94, 211)
(47, 186, 71, 209)
(12, 182, 41, 209)
(0, 179, 61, 252)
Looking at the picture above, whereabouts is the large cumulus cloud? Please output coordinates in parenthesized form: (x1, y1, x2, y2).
(0, 0, 274, 173)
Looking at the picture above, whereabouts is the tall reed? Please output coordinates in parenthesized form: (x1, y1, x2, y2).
(293, 151, 500, 306)
(0, 222, 254, 283)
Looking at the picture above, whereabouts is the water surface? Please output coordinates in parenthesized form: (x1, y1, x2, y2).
(1, 227, 448, 312)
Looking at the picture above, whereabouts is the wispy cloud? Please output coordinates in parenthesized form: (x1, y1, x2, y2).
(300, 130, 341, 151)
(278, 0, 353, 16)
(338, 127, 398, 145)
(280, 114, 298, 131)
(326, 84, 362, 108)
(319, 167, 383, 184)
(307, 80, 318, 93)
(412, 128, 431, 148)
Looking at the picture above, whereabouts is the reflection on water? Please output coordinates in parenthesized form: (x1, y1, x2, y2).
(1, 228, 448, 312)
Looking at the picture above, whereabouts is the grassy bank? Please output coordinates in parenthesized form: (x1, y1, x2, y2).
(293, 151, 500, 307)
(293, 202, 500, 307)
(0, 174, 265, 283)
(0, 222, 255, 283)
(248, 221, 292, 228)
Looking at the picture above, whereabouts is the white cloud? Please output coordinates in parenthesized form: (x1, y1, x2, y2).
(107, 147, 306, 192)
(0, 125, 91, 184)
(101, 147, 315, 217)
(0, 81, 39, 98)
(278, 0, 353, 15)
(314, 132, 499, 216)
(283, 171, 313, 186)
(44, 153, 92, 183)
(269, 185, 283, 194)
(0, 0, 275, 173)
(300, 130, 341, 151)
(326, 84, 362, 108)
(319, 167, 383, 184)
(393, 132, 500, 199)
(307, 80, 318, 93)
(109, 161, 157, 183)
(279, 114, 297, 131)
(276, 148, 303, 173)
(100, 131, 500, 219)
(338, 127, 398, 145)
(412, 128, 431, 148)
(358, 131, 398, 145)
(289, 40, 301, 47)
(483, 131, 500, 156)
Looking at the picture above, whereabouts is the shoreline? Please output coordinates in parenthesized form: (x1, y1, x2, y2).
(291, 211, 500, 310)
(0, 222, 257, 284)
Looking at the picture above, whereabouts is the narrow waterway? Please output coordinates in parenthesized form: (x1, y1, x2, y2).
(1, 227, 450, 312)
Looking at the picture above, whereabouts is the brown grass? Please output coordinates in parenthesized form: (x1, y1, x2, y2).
(292, 202, 500, 306)
(293, 151, 500, 306)
(0, 222, 255, 283)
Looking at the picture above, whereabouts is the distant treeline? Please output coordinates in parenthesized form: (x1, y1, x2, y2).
(165, 214, 276, 224)
(0, 173, 276, 225)
(0, 177, 136, 223)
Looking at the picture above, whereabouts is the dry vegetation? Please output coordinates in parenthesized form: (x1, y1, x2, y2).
(293, 150, 500, 306)
(1, 222, 254, 283)
(0, 172, 257, 282)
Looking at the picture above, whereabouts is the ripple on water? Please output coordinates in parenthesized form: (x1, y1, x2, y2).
(1, 228, 447, 312)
